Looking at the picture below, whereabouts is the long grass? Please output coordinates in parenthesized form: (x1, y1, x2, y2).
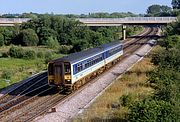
(0, 45, 64, 90)
(74, 57, 155, 121)
(0, 58, 46, 89)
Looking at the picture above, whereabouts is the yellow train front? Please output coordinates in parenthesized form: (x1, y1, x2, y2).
(48, 61, 71, 88)
(48, 40, 123, 91)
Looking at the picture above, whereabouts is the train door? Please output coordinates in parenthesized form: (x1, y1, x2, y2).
(64, 62, 71, 85)
(54, 62, 64, 86)
(48, 62, 55, 85)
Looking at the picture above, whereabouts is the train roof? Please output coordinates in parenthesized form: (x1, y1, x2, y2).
(51, 47, 103, 64)
(100, 40, 123, 50)
(51, 40, 122, 64)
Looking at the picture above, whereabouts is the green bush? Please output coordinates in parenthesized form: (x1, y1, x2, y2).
(23, 50, 36, 59)
(149, 68, 180, 102)
(151, 48, 180, 71)
(45, 51, 53, 64)
(9, 46, 25, 58)
(119, 94, 132, 107)
(9, 46, 37, 59)
(128, 99, 178, 122)
(37, 51, 45, 58)
(161, 35, 180, 49)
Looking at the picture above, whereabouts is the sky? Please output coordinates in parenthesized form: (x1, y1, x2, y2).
(0, 0, 172, 15)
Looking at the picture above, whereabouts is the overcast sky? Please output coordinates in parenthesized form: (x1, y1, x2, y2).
(0, 0, 172, 14)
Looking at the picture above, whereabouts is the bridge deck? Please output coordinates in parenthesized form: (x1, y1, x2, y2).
(0, 17, 177, 26)
(77, 17, 177, 26)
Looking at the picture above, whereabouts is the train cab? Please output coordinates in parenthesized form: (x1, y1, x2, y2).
(48, 61, 72, 87)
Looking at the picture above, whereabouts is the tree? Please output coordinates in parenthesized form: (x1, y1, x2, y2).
(89, 31, 104, 47)
(172, 0, 180, 9)
(70, 39, 90, 52)
(38, 27, 57, 45)
(0, 33, 4, 46)
(18, 29, 39, 46)
(147, 5, 161, 15)
(147, 5, 172, 16)
(20, 12, 38, 19)
(160, 5, 172, 13)
(0, 27, 17, 45)
(46, 36, 59, 49)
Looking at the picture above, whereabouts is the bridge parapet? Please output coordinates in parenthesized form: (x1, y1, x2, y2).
(77, 17, 177, 25)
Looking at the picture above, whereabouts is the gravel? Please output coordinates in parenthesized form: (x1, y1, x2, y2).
(34, 40, 156, 122)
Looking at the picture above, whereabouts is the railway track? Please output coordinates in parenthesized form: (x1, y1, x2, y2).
(124, 27, 158, 55)
(0, 72, 47, 104)
(0, 73, 48, 113)
(0, 27, 159, 122)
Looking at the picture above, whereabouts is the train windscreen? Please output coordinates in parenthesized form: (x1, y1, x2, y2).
(48, 63, 54, 75)
(64, 62, 71, 74)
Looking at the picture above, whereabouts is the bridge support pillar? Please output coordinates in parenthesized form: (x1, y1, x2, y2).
(122, 25, 126, 40)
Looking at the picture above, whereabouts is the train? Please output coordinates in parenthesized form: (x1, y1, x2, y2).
(48, 40, 123, 91)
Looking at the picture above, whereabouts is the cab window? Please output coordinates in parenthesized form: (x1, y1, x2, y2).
(48, 63, 54, 75)
(64, 63, 71, 74)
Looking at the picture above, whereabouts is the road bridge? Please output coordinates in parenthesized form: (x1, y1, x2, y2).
(77, 17, 177, 26)
(0, 17, 177, 26)
(0, 17, 177, 40)
(77, 17, 177, 40)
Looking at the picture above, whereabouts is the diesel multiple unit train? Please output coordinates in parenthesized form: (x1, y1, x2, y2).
(48, 40, 123, 90)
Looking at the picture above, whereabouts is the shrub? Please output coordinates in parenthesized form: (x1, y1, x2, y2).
(9, 46, 37, 59)
(119, 94, 132, 107)
(23, 50, 36, 59)
(148, 67, 180, 103)
(9, 45, 25, 58)
(37, 51, 45, 58)
(161, 35, 180, 49)
(128, 99, 178, 122)
(151, 48, 180, 71)
(44, 51, 53, 64)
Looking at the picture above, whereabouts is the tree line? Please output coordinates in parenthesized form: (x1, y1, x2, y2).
(0, 13, 141, 54)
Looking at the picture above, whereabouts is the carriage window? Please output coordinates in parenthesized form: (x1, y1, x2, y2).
(48, 63, 54, 75)
(77, 63, 83, 72)
(64, 63, 71, 74)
